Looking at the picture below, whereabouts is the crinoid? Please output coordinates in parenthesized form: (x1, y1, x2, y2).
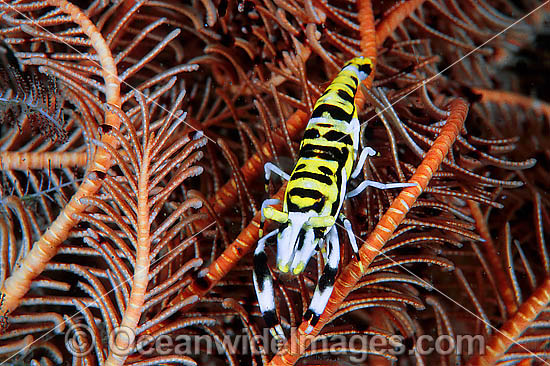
(1, 41, 66, 141)
(0, 0, 548, 365)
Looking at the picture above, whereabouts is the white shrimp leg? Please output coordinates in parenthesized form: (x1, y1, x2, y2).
(264, 162, 291, 181)
(252, 229, 286, 341)
(346, 180, 417, 198)
(350, 146, 377, 179)
(304, 225, 340, 334)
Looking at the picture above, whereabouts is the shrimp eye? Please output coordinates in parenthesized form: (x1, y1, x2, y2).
(264, 206, 289, 223)
(308, 216, 336, 228)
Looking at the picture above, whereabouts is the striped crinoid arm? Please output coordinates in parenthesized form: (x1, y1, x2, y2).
(409, 150, 550, 366)
(82, 87, 206, 366)
(458, 98, 550, 365)
(466, 277, 550, 366)
(463, 197, 550, 366)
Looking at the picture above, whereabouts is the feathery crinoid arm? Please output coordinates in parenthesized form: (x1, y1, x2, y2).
(0, 42, 66, 142)
(75, 83, 207, 366)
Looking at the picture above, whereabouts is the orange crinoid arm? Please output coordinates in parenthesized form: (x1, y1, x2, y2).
(467, 278, 550, 366)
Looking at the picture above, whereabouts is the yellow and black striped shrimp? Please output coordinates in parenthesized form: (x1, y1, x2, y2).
(253, 56, 415, 339)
